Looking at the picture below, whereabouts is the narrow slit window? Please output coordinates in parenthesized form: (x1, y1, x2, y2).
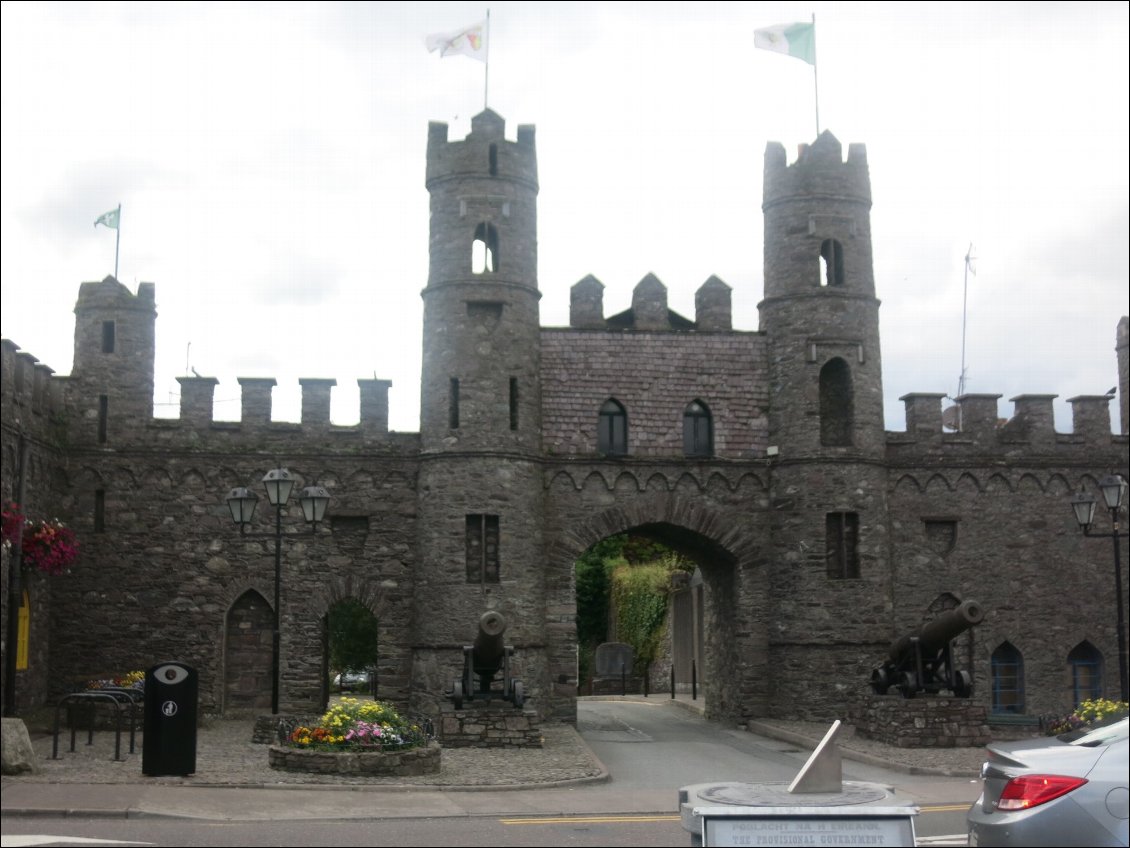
(819, 358, 854, 446)
(449, 378, 460, 429)
(98, 395, 109, 443)
(472, 223, 499, 274)
(826, 511, 860, 579)
(489, 143, 498, 176)
(94, 489, 105, 533)
(820, 239, 845, 286)
(101, 321, 116, 353)
(509, 377, 519, 431)
(466, 514, 500, 585)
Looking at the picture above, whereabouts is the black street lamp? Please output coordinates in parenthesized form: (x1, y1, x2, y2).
(1070, 473, 1129, 704)
(226, 469, 331, 714)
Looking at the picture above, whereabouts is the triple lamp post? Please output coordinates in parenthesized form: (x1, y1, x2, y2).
(226, 469, 330, 715)
(1070, 473, 1129, 704)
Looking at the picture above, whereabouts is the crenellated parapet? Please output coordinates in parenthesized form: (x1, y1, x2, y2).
(891, 388, 1126, 459)
(567, 273, 732, 331)
(0, 338, 65, 424)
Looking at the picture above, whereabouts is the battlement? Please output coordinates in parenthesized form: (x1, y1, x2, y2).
(0, 338, 65, 422)
(568, 273, 732, 331)
(175, 375, 393, 432)
(763, 131, 871, 208)
(893, 391, 1123, 452)
(425, 109, 537, 189)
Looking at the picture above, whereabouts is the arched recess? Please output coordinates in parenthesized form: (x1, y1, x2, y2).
(991, 641, 1024, 714)
(1067, 641, 1103, 706)
(819, 358, 853, 446)
(551, 493, 763, 725)
(308, 578, 389, 711)
(223, 588, 274, 714)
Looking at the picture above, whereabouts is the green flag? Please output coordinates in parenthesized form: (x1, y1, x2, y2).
(754, 22, 816, 66)
(94, 207, 119, 229)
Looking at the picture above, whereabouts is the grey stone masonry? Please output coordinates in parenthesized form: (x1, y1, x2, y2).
(438, 704, 543, 748)
(853, 697, 991, 749)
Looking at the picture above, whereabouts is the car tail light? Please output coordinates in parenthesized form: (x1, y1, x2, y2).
(996, 775, 1088, 810)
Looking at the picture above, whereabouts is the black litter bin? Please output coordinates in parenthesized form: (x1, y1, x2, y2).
(142, 661, 198, 776)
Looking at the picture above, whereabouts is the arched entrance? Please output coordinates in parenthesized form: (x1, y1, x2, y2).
(322, 597, 380, 709)
(223, 588, 273, 713)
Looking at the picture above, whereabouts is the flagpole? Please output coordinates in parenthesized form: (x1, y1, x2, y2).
(811, 14, 820, 136)
(114, 203, 121, 280)
(484, 9, 491, 110)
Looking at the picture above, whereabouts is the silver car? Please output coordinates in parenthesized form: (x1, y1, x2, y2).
(968, 716, 1129, 846)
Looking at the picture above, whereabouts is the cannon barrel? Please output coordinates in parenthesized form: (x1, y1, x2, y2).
(888, 599, 984, 666)
(471, 610, 508, 676)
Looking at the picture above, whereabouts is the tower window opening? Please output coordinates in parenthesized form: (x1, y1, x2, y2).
(101, 321, 116, 353)
(819, 358, 854, 446)
(826, 511, 860, 578)
(466, 514, 500, 585)
(509, 377, 519, 430)
(472, 223, 499, 274)
(98, 395, 109, 443)
(598, 398, 627, 455)
(683, 399, 713, 457)
(820, 238, 845, 286)
(94, 489, 105, 533)
(449, 378, 460, 429)
(489, 143, 498, 176)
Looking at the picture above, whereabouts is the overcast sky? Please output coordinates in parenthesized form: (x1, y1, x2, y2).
(2, 2, 1127, 434)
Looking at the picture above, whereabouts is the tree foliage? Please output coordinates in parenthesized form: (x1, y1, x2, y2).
(328, 599, 379, 673)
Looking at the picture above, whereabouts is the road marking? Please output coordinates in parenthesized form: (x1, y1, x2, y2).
(920, 804, 974, 813)
(0, 838, 152, 847)
(500, 815, 681, 825)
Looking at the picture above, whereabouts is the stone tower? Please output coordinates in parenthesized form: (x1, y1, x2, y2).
(757, 134, 896, 705)
(67, 277, 157, 445)
(412, 110, 547, 712)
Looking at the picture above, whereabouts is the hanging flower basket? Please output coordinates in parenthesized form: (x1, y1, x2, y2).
(1, 502, 79, 576)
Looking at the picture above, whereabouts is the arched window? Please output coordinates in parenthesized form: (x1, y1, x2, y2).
(991, 642, 1024, 714)
(820, 239, 845, 286)
(683, 400, 713, 457)
(472, 222, 498, 273)
(819, 358, 853, 446)
(1068, 642, 1103, 706)
(598, 399, 627, 455)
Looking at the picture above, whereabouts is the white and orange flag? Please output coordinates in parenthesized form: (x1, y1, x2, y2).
(425, 20, 488, 62)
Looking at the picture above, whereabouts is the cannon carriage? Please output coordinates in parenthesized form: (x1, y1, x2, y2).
(870, 599, 984, 698)
(448, 610, 524, 709)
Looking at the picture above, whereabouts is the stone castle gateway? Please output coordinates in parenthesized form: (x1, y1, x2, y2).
(2, 110, 1128, 725)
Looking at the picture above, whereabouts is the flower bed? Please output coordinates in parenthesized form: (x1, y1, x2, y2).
(268, 697, 440, 776)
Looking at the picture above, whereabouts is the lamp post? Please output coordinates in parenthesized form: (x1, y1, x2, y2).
(1070, 473, 1129, 704)
(226, 469, 331, 714)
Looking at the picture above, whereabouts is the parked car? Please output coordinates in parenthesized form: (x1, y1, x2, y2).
(332, 670, 371, 693)
(967, 715, 1129, 846)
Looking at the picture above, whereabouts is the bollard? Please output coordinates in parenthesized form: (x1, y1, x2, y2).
(692, 659, 697, 701)
(670, 664, 675, 699)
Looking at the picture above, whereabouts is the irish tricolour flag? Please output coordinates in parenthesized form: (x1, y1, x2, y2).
(754, 22, 816, 66)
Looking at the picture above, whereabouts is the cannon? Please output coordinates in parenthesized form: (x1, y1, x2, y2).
(448, 610, 524, 709)
(870, 599, 984, 698)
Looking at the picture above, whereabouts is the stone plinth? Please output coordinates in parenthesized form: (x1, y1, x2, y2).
(439, 703, 542, 748)
(853, 696, 991, 748)
(268, 741, 440, 775)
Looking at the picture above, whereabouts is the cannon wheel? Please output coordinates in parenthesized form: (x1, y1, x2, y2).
(869, 667, 890, 696)
(953, 670, 973, 698)
(898, 671, 918, 698)
(511, 680, 524, 709)
(452, 679, 464, 710)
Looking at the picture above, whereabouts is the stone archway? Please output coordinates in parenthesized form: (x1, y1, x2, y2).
(547, 493, 768, 726)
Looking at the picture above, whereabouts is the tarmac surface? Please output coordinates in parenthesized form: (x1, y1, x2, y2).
(1, 695, 991, 822)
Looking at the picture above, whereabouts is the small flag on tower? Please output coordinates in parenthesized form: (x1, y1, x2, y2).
(94, 207, 120, 229)
(425, 20, 488, 62)
(754, 22, 816, 66)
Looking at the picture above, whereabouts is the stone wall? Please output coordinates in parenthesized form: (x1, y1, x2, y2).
(438, 704, 542, 748)
(853, 696, 991, 748)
